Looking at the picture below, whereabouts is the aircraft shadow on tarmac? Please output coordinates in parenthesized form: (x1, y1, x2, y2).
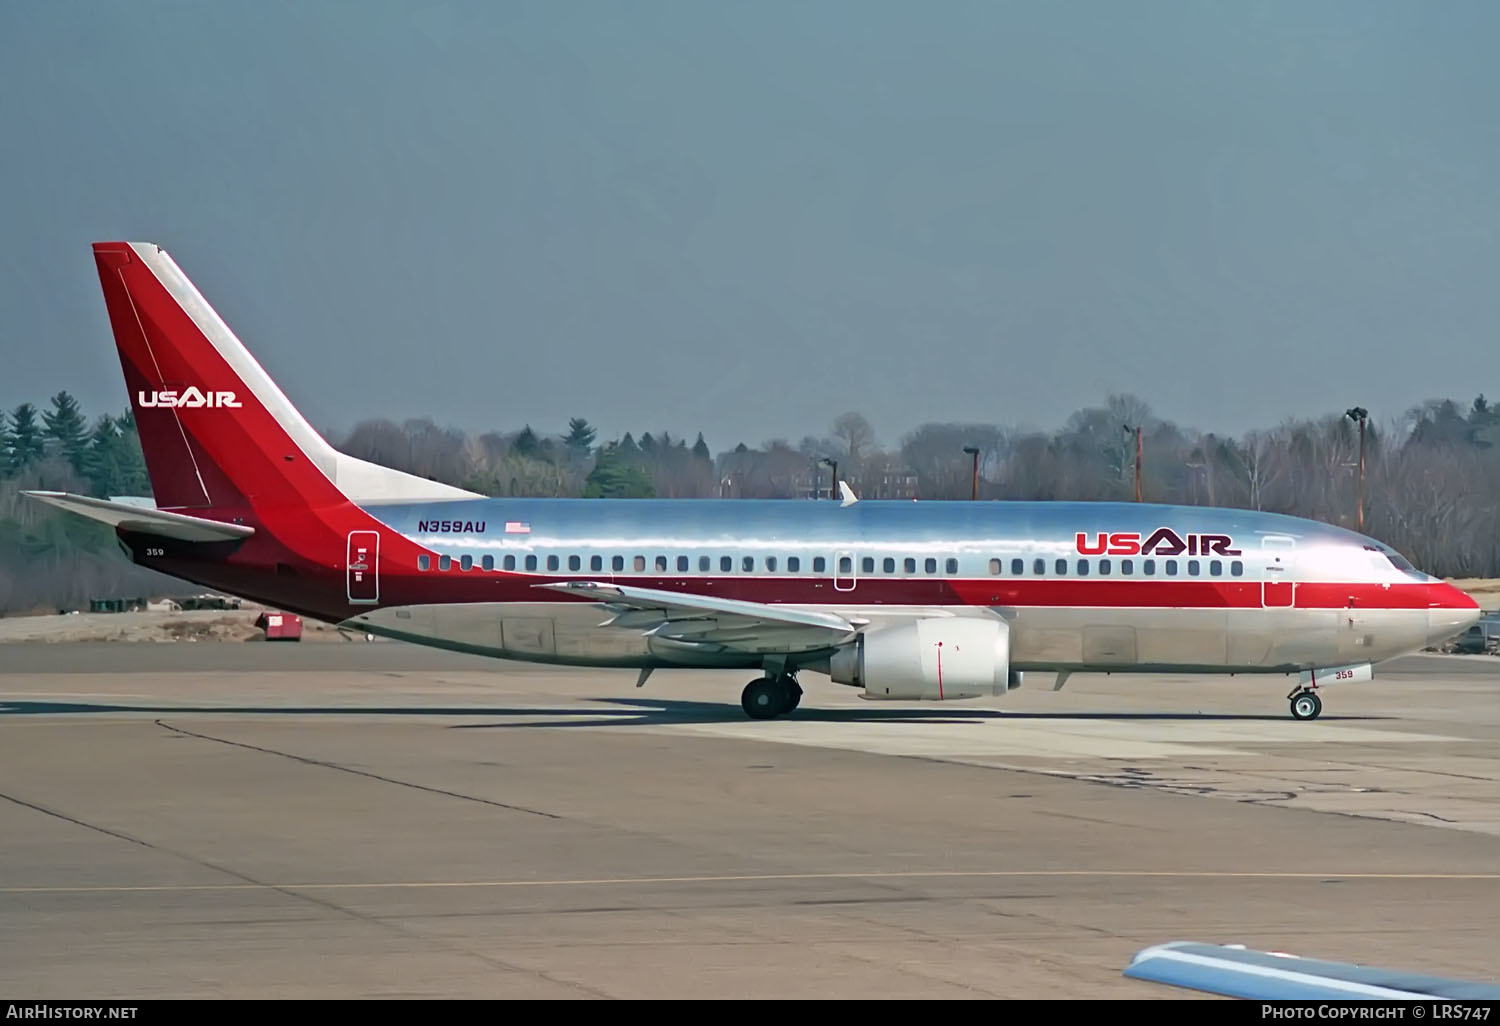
(0, 696, 1390, 727)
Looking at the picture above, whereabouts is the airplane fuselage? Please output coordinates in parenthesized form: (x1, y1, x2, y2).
(123, 495, 1474, 677)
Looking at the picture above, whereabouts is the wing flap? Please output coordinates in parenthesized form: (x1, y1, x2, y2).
(534, 580, 858, 654)
(22, 491, 255, 543)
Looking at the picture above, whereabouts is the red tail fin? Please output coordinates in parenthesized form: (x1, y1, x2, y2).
(92, 242, 478, 514)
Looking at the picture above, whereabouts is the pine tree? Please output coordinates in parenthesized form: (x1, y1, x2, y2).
(78, 410, 151, 496)
(512, 425, 539, 457)
(83, 414, 121, 495)
(692, 433, 711, 462)
(0, 409, 11, 479)
(584, 446, 656, 498)
(564, 417, 597, 457)
(5, 403, 45, 474)
(43, 391, 88, 472)
(1470, 394, 1500, 449)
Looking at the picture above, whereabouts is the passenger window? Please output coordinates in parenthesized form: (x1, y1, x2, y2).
(1121, 559, 1133, 575)
(885, 557, 897, 573)
(546, 555, 558, 571)
(591, 555, 602, 571)
(504, 555, 516, 571)
(440, 555, 452, 571)
(1099, 559, 1110, 575)
(1034, 558, 1045, 575)
(1210, 560, 1222, 576)
(861, 557, 874, 574)
(612, 555, 624, 571)
(788, 557, 800, 572)
(744, 556, 755, 572)
(813, 557, 826, 573)
(1143, 559, 1155, 575)
(418, 555, 430, 571)
(764, 556, 776, 572)
(1231, 560, 1243, 576)
(483, 555, 494, 571)
(634, 556, 646, 572)
(569, 555, 581, 571)
(677, 556, 689, 572)
(989, 558, 1001, 575)
(904, 558, 916, 573)
(1054, 559, 1067, 575)
(656, 556, 668, 572)
(1188, 560, 1199, 576)
(839, 556, 852, 574)
(722, 556, 733, 572)
(699, 556, 710, 572)
(1011, 558, 1023, 575)
(460, 555, 473, 571)
(1165, 559, 1178, 575)
(1077, 559, 1088, 576)
(945, 558, 958, 574)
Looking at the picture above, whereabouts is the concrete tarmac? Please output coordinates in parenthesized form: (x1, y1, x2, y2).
(2, 641, 1498, 999)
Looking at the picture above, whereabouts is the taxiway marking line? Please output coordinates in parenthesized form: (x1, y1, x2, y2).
(4, 870, 1499, 894)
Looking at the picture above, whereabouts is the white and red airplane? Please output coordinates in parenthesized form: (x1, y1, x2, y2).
(25, 242, 1482, 720)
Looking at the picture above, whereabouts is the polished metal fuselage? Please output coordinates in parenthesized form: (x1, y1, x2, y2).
(334, 497, 1475, 679)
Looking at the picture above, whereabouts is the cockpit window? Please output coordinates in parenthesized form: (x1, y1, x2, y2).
(1385, 550, 1417, 573)
(1366, 544, 1425, 579)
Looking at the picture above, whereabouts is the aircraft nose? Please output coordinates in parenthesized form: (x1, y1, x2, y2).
(1428, 583, 1481, 647)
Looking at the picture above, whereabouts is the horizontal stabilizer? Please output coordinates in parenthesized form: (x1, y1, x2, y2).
(1124, 941, 1500, 1000)
(21, 491, 255, 543)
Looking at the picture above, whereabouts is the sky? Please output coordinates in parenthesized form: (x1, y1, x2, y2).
(2, 0, 1497, 453)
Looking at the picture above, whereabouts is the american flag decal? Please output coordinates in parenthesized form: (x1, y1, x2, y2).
(505, 521, 531, 534)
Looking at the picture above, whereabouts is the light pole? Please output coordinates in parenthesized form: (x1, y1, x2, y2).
(1345, 407, 1368, 531)
(962, 446, 980, 500)
(820, 457, 837, 500)
(1122, 425, 1143, 501)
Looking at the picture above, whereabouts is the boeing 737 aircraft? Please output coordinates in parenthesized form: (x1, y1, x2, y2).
(24, 242, 1482, 721)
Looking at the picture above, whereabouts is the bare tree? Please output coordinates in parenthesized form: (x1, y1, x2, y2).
(831, 412, 876, 469)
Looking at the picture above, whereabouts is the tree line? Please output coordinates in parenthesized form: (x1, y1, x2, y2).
(0, 392, 170, 614)
(3, 389, 1498, 615)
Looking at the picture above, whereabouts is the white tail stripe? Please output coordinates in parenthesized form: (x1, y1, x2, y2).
(126, 243, 479, 504)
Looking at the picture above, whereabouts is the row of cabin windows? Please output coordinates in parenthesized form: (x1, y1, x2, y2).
(418, 553, 836, 573)
(414, 552, 1245, 578)
(989, 557, 1244, 578)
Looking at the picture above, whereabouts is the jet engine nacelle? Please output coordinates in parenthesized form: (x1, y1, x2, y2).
(829, 617, 1012, 700)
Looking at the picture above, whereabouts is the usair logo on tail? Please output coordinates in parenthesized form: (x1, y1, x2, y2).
(137, 388, 241, 409)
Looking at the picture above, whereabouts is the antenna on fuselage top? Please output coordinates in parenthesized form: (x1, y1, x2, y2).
(838, 481, 858, 507)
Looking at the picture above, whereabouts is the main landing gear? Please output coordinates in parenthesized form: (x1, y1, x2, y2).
(742, 673, 802, 720)
(1287, 686, 1323, 721)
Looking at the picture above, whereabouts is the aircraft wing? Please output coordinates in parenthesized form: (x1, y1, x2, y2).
(1124, 941, 1500, 1000)
(22, 491, 254, 543)
(533, 580, 860, 654)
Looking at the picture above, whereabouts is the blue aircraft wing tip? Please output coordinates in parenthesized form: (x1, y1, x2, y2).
(1124, 942, 1500, 1000)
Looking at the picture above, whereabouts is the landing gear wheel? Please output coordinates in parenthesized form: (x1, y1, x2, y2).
(782, 679, 803, 713)
(1290, 691, 1322, 721)
(742, 678, 783, 719)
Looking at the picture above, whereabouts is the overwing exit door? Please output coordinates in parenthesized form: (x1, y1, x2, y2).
(347, 531, 379, 604)
(833, 550, 857, 592)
